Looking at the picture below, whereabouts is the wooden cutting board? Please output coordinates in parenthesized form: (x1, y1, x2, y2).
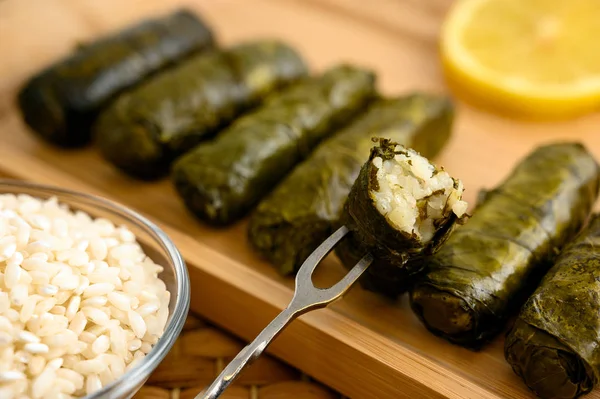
(1, 1, 600, 398)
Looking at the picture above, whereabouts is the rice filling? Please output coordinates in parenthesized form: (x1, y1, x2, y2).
(371, 145, 467, 243)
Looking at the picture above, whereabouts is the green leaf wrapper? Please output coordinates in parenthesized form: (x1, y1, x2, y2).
(248, 94, 454, 275)
(17, 9, 215, 147)
(410, 142, 600, 349)
(95, 40, 308, 179)
(335, 139, 466, 298)
(171, 65, 376, 225)
(504, 214, 600, 399)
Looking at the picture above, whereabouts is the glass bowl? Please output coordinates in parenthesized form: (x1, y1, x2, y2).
(0, 179, 190, 399)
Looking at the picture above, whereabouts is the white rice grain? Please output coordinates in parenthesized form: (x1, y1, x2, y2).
(38, 284, 59, 296)
(32, 368, 55, 399)
(109, 307, 129, 325)
(7, 252, 24, 266)
(137, 302, 159, 317)
(50, 306, 67, 316)
(61, 355, 79, 369)
(68, 251, 89, 268)
(117, 228, 136, 243)
(51, 218, 68, 238)
(10, 284, 28, 306)
(16, 226, 31, 249)
(130, 297, 140, 310)
(20, 295, 40, 323)
(55, 378, 77, 395)
(56, 368, 84, 390)
(5, 262, 22, 288)
(91, 260, 109, 272)
(109, 326, 127, 358)
(18, 270, 33, 286)
(83, 283, 114, 299)
(128, 311, 146, 339)
(0, 236, 17, 262)
(79, 332, 97, 344)
(104, 238, 120, 250)
(24, 343, 49, 355)
(46, 347, 68, 360)
(35, 298, 57, 315)
(0, 370, 25, 382)
(107, 292, 131, 312)
(0, 332, 13, 347)
(65, 296, 81, 321)
(82, 307, 109, 326)
(89, 238, 107, 261)
(98, 367, 113, 386)
(87, 324, 110, 337)
(92, 335, 110, 355)
(52, 273, 79, 291)
(28, 356, 46, 376)
(17, 331, 40, 344)
(109, 355, 125, 379)
(30, 252, 50, 262)
(123, 281, 141, 295)
(127, 339, 142, 352)
(80, 262, 95, 276)
(0, 316, 11, 332)
(81, 296, 108, 308)
(127, 352, 145, 371)
(0, 386, 15, 398)
(0, 194, 170, 398)
(118, 267, 131, 281)
(46, 358, 64, 370)
(0, 293, 10, 314)
(29, 215, 51, 231)
(66, 341, 87, 356)
(54, 291, 71, 307)
(25, 241, 51, 255)
(75, 239, 89, 252)
(73, 277, 90, 296)
(68, 311, 87, 336)
(140, 342, 152, 354)
(85, 374, 102, 396)
(74, 358, 106, 375)
(29, 271, 50, 285)
(5, 309, 19, 322)
(43, 331, 73, 348)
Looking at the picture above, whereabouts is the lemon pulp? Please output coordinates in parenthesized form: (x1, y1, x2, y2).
(441, 0, 600, 119)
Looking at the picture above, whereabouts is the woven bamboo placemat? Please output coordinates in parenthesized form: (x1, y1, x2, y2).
(134, 314, 343, 399)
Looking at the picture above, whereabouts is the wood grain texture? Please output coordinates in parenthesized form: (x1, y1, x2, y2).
(134, 313, 339, 399)
(1, 0, 599, 398)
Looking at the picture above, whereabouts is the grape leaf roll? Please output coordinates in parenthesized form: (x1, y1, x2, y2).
(335, 139, 468, 298)
(17, 9, 215, 147)
(248, 94, 454, 275)
(94, 40, 308, 179)
(410, 142, 600, 349)
(505, 214, 600, 399)
(171, 65, 376, 225)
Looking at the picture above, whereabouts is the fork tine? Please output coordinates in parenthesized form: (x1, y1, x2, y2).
(293, 226, 374, 309)
(295, 225, 350, 285)
(319, 252, 373, 302)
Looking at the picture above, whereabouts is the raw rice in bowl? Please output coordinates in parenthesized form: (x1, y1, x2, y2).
(0, 180, 189, 399)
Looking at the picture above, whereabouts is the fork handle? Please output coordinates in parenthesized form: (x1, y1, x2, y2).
(195, 307, 297, 399)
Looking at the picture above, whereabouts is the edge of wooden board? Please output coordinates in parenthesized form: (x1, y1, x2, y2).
(0, 144, 500, 399)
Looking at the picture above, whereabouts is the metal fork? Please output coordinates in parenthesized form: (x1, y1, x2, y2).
(196, 226, 373, 399)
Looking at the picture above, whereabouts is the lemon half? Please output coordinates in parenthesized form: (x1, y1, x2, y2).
(441, 0, 600, 119)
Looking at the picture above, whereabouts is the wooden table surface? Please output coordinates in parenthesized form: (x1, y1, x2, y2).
(1, 1, 600, 398)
